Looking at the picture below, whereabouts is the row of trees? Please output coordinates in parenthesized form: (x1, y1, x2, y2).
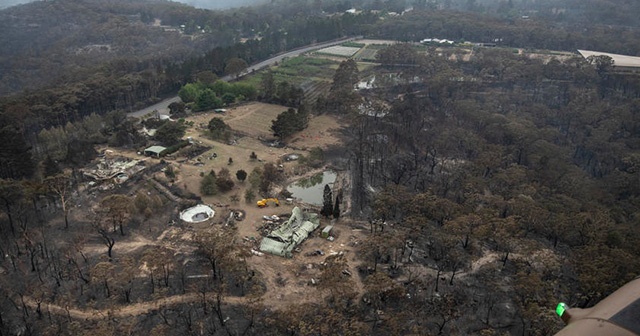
(178, 79, 257, 111)
(370, 8, 640, 55)
(447, 0, 640, 28)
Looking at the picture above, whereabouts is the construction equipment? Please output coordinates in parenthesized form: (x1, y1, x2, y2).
(257, 198, 280, 208)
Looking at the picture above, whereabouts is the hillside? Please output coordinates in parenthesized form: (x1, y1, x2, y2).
(0, 0, 245, 96)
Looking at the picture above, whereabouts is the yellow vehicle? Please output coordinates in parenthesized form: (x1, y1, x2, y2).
(257, 198, 280, 208)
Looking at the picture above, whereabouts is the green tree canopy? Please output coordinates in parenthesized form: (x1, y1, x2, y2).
(236, 169, 247, 182)
(321, 184, 333, 218)
(200, 173, 218, 196)
(195, 88, 223, 111)
(154, 122, 186, 146)
(271, 107, 309, 141)
(331, 59, 359, 93)
(376, 43, 420, 65)
(178, 80, 256, 111)
(216, 168, 235, 192)
(178, 83, 201, 103)
(207, 117, 231, 141)
(261, 70, 276, 100)
(225, 57, 248, 77)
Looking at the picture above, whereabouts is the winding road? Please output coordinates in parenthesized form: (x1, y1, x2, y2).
(127, 37, 359, 119)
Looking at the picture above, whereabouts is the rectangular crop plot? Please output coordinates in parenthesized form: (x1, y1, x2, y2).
(356, 47, 379, 61)
(316, 45, 361, 58)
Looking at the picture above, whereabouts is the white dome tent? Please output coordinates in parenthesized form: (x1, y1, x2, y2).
(179, 204, 215, 223)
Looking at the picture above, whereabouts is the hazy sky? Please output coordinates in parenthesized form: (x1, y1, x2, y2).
(0, 0, 31, 9)
(0, 0, 267, 10)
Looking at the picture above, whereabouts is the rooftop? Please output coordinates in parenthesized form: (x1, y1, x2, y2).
(144, 145, 167, 154)
(578, 49, 640, 68)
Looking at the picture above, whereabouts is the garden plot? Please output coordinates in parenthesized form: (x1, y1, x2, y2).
(316, 45, 361, 58)
(355, 47, 380, 62)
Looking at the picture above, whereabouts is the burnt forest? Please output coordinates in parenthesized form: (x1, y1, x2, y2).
(1, 0, 640, 335)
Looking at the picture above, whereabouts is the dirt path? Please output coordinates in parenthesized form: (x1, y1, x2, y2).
(82, 233, 158, 257)
(469, 251, 502, 274)
(24, 293, 246, 320)
(395, 249, 509, 287)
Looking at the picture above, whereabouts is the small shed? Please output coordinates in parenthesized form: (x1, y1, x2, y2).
(144, 146, 167, 158)
(321, 225, 333, 239)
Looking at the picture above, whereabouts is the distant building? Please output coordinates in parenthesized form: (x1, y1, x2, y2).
(578, 49, 640, 73)
(421, 38, 455, 45)
(474, 42, 497, 47)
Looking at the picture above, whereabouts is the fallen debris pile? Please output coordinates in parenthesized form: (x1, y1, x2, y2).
(259, 207, 320, 258)
(82, 157, 146, 182)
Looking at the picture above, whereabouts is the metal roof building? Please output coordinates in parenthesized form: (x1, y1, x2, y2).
(144, 145, 167, 158)
(578, 49, 640, 72)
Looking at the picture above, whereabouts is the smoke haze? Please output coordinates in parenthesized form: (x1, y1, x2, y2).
(0, 0, 267, 10)
(176, 0, 268, 10)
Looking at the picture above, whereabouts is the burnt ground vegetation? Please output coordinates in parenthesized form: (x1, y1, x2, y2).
(1, 0, 640, 335)
(339, 44, 640, 334)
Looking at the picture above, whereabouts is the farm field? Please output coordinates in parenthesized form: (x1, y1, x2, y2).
(239, 57, 338, 85)
(273, 56, 337, 79)
(315, 45, 362, 57)
(238, 56, 339, 103)
(354, 46, 380, 61)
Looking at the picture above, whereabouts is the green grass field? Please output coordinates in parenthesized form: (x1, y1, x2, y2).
(236, 56, 340, 101)
(240, 56, 338, 85)
(275, 56, 337, 78)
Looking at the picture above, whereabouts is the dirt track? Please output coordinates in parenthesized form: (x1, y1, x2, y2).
(24, 293, 246, 320)
(23, 247, 503, 321)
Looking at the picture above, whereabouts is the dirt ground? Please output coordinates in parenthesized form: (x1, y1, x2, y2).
(172, 102, 344, 204)
(177, 102, 365, 307)
(160, 102, 363, 308)
(357, 39, 399, 46)
(67, 101, 365, 315)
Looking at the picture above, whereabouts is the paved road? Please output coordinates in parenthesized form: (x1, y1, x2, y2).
(128, 96, 182, 119)
(128, 36, 358, 119)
